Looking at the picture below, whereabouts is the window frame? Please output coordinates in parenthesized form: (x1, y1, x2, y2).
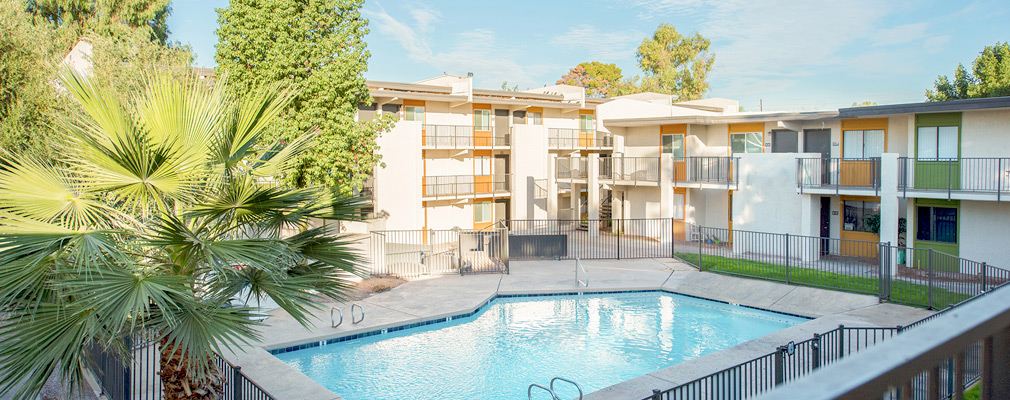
(474, 201, 493, 224)
(475, 156, 492, 176)
(579, 114, 594, 134)
(730, 132, 763, 154)
(842, 200, 881, 233)
(528, 112, 543, 125)
(661, 134, 685, 160)
(916, 206, 958, 244)
(404, 106, 425, 122)
(916, 125, 959, 160)
(474, 109, 491, 131)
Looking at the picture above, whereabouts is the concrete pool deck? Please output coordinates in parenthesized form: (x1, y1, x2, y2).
(222, 258, 933, 400)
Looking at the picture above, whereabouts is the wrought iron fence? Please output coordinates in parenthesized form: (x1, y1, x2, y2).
(898, 157, 1010, 199)
(797, 157, 881, 195)
(88, 336, 275, 400)
(505, 218, 694, 260)
(368, 228, 508, 278)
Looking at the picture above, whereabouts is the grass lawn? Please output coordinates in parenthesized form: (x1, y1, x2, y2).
(675, 252, 971, 309)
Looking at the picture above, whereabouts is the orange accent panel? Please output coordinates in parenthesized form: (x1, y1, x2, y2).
(474, 131, 492, 145)
(842, 118, 887, 131)
(403, 99, 425, 107)
(661, 124, 687, 134)
(579, 109, 594, 115)
(673, 188, 687, 240)
(729, 123, 765, 134)
(473, 150, 492, 157)
(839, 195, 881, 258)
(840, 160, 879, 186)
(472, 103, 491, 110)
(527, 107, 543, 113)
(474, 175, 493, 193)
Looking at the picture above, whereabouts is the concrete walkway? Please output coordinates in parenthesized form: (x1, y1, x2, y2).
(222, 258, 933, 400)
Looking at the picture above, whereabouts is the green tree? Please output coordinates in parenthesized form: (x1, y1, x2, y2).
(927, 42, 1010, 101)
(635, 23, 715, 101)
(557, 61, 624, 97)
(25, 0, 172, 50)
(0, 70, 365, 399)
(216, 0, 393, 191)
(0, 0, 66, 160)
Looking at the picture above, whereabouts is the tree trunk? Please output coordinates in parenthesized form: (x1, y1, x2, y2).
(158, 338, 222, 400)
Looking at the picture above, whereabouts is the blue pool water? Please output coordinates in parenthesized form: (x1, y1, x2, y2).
(275, 292, 807, 400)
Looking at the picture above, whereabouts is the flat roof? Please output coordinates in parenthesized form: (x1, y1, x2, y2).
(604, 111, 840, 127)
(838, 96, 1010, 118)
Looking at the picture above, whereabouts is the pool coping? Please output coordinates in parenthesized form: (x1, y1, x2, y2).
(266, 288, 813, 356)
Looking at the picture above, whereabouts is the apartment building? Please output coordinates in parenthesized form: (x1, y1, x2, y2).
(357, 75, 1010, 270)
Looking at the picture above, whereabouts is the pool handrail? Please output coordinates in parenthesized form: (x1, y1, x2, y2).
(352, 303, 365, 324)
(330, 306, 343, 328)
(528, 383, 558, 400)
(550, 377, 584, 399)
(576, 258, 588, 288)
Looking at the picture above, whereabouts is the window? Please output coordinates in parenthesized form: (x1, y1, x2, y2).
(662, 134, 685, 160)
(528, 112, 543, 125)
(843, 200, 881, 233)
(843, 129, 884, 159)
(673, 193, 685, 220)
(579, 114, 594, 134)
(917, 206, 957, 243)
(916, 126, 958, 160)
(475, 156, 491, 175)
(474, 201, 492, 224)
(474, 110, 491, 131)
(404, 106, 424, 122)
(731, 132, 763, 154)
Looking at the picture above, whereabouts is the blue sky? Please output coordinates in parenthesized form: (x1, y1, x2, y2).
(168, 0, 1009, 111)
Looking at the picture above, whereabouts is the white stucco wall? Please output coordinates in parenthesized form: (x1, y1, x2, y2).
(425, 202, 473, 230)
(961, 110, 1010, 157)
(732, 153, 820, 235)
(512, 124, 549, 220)
(375, 121, 423, 230)
(623, 126, 661, 157)
(958, 201, 1010, 267)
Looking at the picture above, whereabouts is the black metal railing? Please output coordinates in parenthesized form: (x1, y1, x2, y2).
(88, 336, 275, 400)
(547, 128, 613, 148)
(368, 228, 509, 277)
(422, 174, 510, 199)
(673, 156, 739, 186)
(898, 157, 1010, 200)
(797, 157, 881, 195)
(598, 157, 661, 182)
(505, 218, 693, 260)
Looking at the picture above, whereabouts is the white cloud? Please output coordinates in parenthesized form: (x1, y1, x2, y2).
(873, 23, 930, 46)
(551, 25, 645, 61)
(362, 6, 431, 62)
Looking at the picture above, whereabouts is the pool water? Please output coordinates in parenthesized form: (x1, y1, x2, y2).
(275, 292, 807, 400)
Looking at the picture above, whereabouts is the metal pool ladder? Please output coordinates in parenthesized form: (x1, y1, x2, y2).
(528, 377, 583, 400)
(576, 258, 588, 288)
(330, 303, 366, 328)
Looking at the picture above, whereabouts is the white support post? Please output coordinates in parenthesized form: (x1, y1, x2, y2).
(588, 153, 600, 236)
(660, 154, 674, 244)
(548, 153, 558, 220)
(880, 153, 900, 277)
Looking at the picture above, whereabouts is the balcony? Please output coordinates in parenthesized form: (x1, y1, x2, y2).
(422, 174, 510, 200)
(548, 128, 613, 150)
(797, 157, 881, 195)
(422, 124, 509, 149)
(672, 156, 739, 189)
(555, 157, 588, 180)
(899, 157, 1010, 201)
(598, 157, 660, 184)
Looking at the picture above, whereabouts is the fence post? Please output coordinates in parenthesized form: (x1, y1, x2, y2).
(670, 219, 675, 258)
(651, 389, 662, 400)
(123, 362, 131, 400)
(982, 262, 988, 291)
(617, 219, 622, 260)
(837, 324, 845, 359)
(233, 365, 244, 400)
(784, 233, 791, 285)
(774, 346, 788, 386)
(811, 333, 821, 370)
(698, 227, 704, 270)
(879, 242, 890, 302)
(458, 233, 464, 276)
(928, 249, 934, 309)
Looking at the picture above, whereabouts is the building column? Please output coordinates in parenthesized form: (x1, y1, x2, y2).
(660, 154, 675, 244)
(799, 194, 820, 262)
(880, 153, 900, 277)
(587, 153, 600, 236)
(548, 153, 558, 220)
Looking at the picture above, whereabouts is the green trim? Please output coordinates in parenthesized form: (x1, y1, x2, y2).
(914, 112, 962, 158)
(912, 199, 960, 265)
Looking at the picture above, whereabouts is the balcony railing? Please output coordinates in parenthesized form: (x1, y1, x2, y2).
(797, 157, 881, 195)
(422, 174, 510, 199)
(423, 124, 509, 148)
(673, 156, 739, 186)
(598, 157, 660, 182)
(548, 128, 613, 149)
(556, 157, 589, 179)
(899, 157, 1010, 199)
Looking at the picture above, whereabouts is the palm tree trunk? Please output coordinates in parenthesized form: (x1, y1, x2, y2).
(158, 338, 222, 400)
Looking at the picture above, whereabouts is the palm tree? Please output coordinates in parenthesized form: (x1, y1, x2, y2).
(0, 70, 366, 399)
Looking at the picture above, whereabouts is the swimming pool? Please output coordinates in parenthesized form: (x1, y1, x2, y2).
(275, 291, 808, 400)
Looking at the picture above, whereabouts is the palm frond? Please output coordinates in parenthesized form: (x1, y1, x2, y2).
(0, 157, 118, 231)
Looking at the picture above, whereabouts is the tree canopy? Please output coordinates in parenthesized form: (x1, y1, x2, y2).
(927, 42, 1010, 101)
(557, 61, 624, 97)
(636, 23, 714, 101)
(216, 0, 393, 191)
